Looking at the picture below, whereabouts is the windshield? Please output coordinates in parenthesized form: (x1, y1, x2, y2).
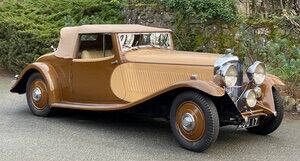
(118, 33, 172, 52)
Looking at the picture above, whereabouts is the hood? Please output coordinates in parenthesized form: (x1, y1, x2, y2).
(125, 49, 222, 66)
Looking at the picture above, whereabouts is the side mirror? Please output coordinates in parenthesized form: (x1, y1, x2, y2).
(51, 45, 57, 52)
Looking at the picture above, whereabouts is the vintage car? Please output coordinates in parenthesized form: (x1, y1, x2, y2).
(11, 24, 285, 152)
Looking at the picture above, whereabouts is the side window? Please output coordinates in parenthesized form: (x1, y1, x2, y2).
(77, 33, 114, 59)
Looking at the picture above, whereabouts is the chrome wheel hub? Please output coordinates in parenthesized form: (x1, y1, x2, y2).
(32, 87, 42, 101)
(181, 113, 195, 132)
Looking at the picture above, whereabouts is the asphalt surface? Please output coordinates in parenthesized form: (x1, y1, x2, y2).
(0, 71, 300, 161)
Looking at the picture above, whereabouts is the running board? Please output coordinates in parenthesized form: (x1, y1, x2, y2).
(51, 102, 128, 111)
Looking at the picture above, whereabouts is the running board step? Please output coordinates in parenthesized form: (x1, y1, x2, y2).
(51, 102, 127, 111)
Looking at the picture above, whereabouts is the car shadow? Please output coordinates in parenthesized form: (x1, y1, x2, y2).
(14, 107, 282, 154)
(59, 109, 280, 147)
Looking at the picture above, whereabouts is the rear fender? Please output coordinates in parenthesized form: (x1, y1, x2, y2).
(10, 62, 61, 104)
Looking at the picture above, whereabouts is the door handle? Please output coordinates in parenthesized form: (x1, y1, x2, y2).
(111, 60, 119, 65)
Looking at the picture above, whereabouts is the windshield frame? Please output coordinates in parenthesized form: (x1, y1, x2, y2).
(117, 32, 174, 52)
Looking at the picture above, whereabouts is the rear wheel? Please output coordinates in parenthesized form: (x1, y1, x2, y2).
(247, 88, 284, 135)
(26, 73, 52, 117)
(170, 91, 219, 152)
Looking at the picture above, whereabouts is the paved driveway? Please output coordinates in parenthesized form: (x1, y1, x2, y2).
(0, 71, 300, 161)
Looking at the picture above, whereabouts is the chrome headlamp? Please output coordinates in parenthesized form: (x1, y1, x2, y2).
(244, 89, 257, 108)
(219, 64, 238, 87)
(247, 61, 266, 85)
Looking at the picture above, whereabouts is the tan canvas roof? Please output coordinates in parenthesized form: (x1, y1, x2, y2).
(55, 24, 172, 58)
(77, 24, 172, 33)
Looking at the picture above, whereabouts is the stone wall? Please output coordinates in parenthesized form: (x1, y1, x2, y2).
(123, 1, 250, 28)
(123, 1, 173, 28)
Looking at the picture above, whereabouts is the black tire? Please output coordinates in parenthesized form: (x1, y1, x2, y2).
(26, 73, 52, 117)
(247, 88, 284, 135)
(170, 91, 219, 152)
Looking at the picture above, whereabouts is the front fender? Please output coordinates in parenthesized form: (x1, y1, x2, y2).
(126, 80, 225, 106)
(170, 80, 225, 97)
(259, 74, 285, 113)
(241, 74, 285, 116)
(10, 62, 61, 104)
(266, 74, 285, 86)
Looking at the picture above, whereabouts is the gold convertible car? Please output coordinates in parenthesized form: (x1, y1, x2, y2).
(11, 24, 285, 152)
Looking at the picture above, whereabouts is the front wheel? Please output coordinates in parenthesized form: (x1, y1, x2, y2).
(26, 73, 53, 117)
(170, 91, 219, 152)
(247, 88, 284, 135)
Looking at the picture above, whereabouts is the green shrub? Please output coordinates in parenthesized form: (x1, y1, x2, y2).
(0, 0, 124, 73)
(162, 0, 239, 51)
(236, 21, 300, 86)
(162, 0, 238, 23)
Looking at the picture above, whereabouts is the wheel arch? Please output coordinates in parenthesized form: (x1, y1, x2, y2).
(129, 80, 225, 106)
(10, 62, 62, 104)
(157, 87, 241, 125)
(10, 68, 39, 94)
(167, 87, 239, 118)
(126, 81, 234, 119)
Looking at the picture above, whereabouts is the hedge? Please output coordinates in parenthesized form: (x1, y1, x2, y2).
(0, 0, 124, 73)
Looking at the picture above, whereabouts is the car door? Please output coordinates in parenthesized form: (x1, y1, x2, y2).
(71, 33, 122, 103)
